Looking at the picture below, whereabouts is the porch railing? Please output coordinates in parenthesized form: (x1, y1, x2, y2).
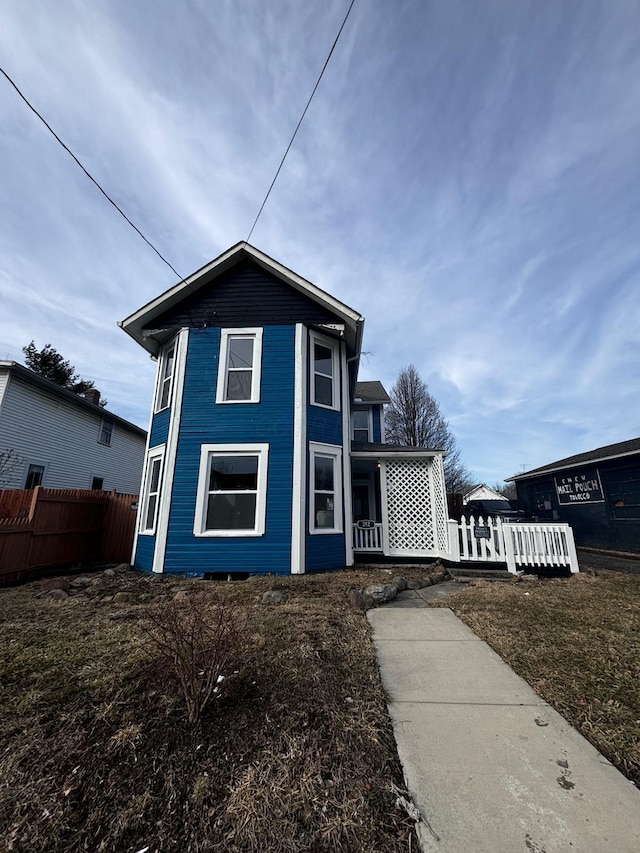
(449, 516, 579, 574)
(352, 522, 383, 552)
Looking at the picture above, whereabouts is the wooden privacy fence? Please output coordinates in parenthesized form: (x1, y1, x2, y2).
(448, 515, 580, 574)
(0, 487, 138, 582)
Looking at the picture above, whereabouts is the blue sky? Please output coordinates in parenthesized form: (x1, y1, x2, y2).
(1, 0, 639, 484)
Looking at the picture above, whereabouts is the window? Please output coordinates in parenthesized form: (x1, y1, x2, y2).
(194, 444, 269, 536)
(98, 418, 114, 446)
(91, 477, 104, 490)
(351, 409, 371, 442)
(216, 328, 263, 403)
(310, 332, 339, 410)
(309, 443, 343, 534)
(156, 343, 176, 411)
(25, 464, 44, 489)
(140, 447, 164, 535)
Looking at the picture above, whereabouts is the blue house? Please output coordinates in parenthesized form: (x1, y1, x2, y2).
(120, 243, 451, 576)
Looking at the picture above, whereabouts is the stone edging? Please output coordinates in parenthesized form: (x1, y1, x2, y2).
(348, 566, 451, 611)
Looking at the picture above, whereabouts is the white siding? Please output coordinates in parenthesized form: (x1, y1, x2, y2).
(0, 373, 8, 411)
(0, 374, 145, 493)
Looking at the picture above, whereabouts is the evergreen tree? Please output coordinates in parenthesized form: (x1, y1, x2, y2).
(22, 341, 107, 407)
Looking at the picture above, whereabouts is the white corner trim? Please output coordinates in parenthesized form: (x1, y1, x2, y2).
(291, 324, 307, 574)
(152, 327, 189, 572)
(341, 341, 354, 565)
(215, 327, 263, 404)
(379, 460, 390, 557)
(193, 443, 269, 537)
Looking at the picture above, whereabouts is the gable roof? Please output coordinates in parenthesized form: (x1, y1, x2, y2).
(354, 381, 391, 404)
(119, 242, 364, 357)
(0, 361, 146, 438)
(462, 483, 506, 502)
(508, 436, 640, 482)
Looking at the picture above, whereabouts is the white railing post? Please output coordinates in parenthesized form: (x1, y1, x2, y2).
(448, 519, 461, 561)
(502, 523, 517, 574)
(564, 523, 580, 573)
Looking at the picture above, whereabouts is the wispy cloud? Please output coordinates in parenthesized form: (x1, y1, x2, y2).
(1, 0, 639, 481)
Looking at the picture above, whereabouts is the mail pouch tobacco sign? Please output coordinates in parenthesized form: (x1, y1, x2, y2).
(554, 468, 604, 505)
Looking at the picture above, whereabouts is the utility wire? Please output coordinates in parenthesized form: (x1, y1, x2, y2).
(0, 66, 186, 283)
(246, 0, 357, 242)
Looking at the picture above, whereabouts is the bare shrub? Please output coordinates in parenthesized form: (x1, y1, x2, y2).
(144, 594, 249, 725)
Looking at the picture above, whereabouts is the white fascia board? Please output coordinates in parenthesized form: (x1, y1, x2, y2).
(350, 450, 445, 459)
(119, 242, 364, 354)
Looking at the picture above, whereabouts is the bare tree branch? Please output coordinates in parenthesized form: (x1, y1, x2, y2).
(384, 364, 474, 493)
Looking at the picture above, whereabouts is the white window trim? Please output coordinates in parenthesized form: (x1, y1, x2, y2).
(309, 330, 340, 411)
(216, 328, 263, 404)
(98, 417, 114, 446)
(309, 441, 343, 535)
(194, 443, 269, 537)
(139, 445, 165, 536)
(155, 338, 177, 413)
(351, 407, 373, 442)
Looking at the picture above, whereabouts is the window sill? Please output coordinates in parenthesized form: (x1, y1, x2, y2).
(193, 530, 265, 538)
(215, 398, 260, 405)
(310, 401, 340, 412)
(310, 528, 343, 536)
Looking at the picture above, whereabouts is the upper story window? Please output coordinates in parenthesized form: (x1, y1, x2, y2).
(216, 328, 263, 404)
(194, 443, 269, 536)
(310, 332, 339, 410)
(156, 343, 176, 412)
(98, 418, 114, 446)
(351, 408, 372, 443)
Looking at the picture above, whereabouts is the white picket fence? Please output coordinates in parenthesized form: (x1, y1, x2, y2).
(449, 516, 579, 574)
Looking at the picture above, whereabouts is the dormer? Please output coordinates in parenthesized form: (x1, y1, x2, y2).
(351, 381, 391, 445)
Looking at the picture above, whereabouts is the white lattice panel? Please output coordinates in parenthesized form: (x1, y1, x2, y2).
(431, 455, 449, 552)
(385, 459, 436, 554)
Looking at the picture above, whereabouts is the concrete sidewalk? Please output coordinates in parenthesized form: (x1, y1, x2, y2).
(367, 604, 640, 853)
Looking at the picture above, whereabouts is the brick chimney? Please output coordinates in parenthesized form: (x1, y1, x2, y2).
(85, 388, 101, 406)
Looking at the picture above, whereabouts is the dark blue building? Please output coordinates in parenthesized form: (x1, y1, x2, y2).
(510, 437, 640, 553)
(121, 243, 450, 576)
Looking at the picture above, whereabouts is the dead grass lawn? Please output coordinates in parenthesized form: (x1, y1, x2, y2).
(0, 566, 426, 853)
(433, 569, 640, 786)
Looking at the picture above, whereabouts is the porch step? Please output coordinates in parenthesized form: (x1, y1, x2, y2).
(448, 566, 516, 582)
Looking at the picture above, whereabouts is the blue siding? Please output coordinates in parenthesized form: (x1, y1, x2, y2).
(306, 532, 345, 571)
(163, 326, 295, 575)
(135, 535, 155, 572)
(307, 404, 343, 445)
(149, 409, 170, 446)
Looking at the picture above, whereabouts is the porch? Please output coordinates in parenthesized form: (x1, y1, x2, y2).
(351, 514, 580, 575)
(350, 445, 450, 560)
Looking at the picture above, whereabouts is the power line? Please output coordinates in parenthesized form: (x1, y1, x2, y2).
(246, 0, 357, 242)
(0, 66, 186, 283)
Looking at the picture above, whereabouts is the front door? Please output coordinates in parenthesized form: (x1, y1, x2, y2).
(352, 483, 370, 521)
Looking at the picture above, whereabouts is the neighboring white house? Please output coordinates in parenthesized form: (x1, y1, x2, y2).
(462, 484, 507, 504)
(0, 361, 146, 493)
